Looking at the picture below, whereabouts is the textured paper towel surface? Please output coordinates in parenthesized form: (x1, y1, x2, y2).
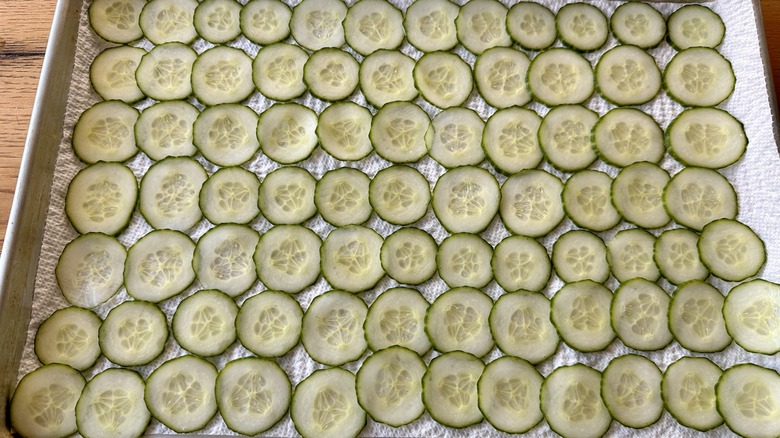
(16, 0, 780, 436)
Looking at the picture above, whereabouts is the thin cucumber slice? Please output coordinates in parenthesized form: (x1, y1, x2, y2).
(90, 46, 145, 103)
(663, 166, 738, 231)
(490, 291, 559, 364)
(698, 219, 765, 282)
(139, 0, 198, 44)
(607, 228, 660, 283)
(364, 287, 431, 355)
(717, 364, 780, 438)
(290, 0, 347, 51)
(380, 228, 438, 286)
(55, 233, 126, 308)
(437, 233, 493, 289)
(135, 42, 196, 101)
(478, 356, 544, 434)
(611, 278, 673, 351)
(194, 0, 241, 43)
(135, 100, 199, 160)
(253, 225, 321, 294)
(302, 290, 368, 366)
(320, 225, 384, 292)
(144, 355, 217, 433)
(193, 224, 259, 297)
(99, 300, 168, 366)
(199, 166, 260, 225)
(253, 43, 308, 101)
(369, 165, 431, 225)
(124, 229, 195, 302)
(65, 162, 137, 235)
(611, 161, 671, 229)
(291, 368, 365, 438)
(610, 2, 666, 49)
(257, 166, 317, 225)
(10, 364, 85, 438)
(669, 280, 731, 353)
(172, 289, 238, 357)
(432, 166, 499, 234)
(666, 107, 747, 169)
(88, 0, 145, 43)
(404, 0, 459, 53)
(667, 5, 725, 50)
(538, 104, 599, 172)
(596, 44, 661, 106)
(474, 47, 531, 109)
(422, 351, 485, 428)
(194, 104, 259, 166)
(139, 156, 207, 231)
(562, 169, 621, 232)
(303, 49, 359, 101)
(76, 368, 150, 438)
(482, 107, 543, 174)
(541, 364, 611, 438)
(356, 346, 426, 427)
(240, 0, 291, 45)
(556, 3, 608, 52)
(359, 50, 417, 108)
(192, 46, 255, 106)
(317, 102, 373, 161)
(236, 290, 303, 357)
(216, 358, 291, 436)
(370, 101, 430, 163)
(506, 2, 556, 51)
(593, 108, 665, 167)
(601, 354, 663, 429)
(315, 168, 372, 227)
(551, 280, 615, 352)
(662, 357, 723, 432)
(428, 107, 485, 168)
(413, 51, 473, 109)
(551, 230, 609, 284)
(35, 307, 102, 371)
(257, 103, 318, 164)
(425, 286, 494, 357)
(664, 47, 735, 107)
(654, 228, 709, 285)
(527, 48, 594, 106)
(492, 235, 551, 293)
(455, 0, 511, 55)
(723, 279, 780, 355)
(72, 100, 139, 164)
(500, 169, 564, 237)
(344, 0, 403, 56)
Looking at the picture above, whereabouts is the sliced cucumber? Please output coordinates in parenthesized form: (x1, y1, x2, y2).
(404, 0, 459, 52)
(664, 47, 735, 107)
(551, 230, 609, 284)
(562, 169, 621, 232)
(667, 5, 725, 50)
(343, 0, 403, 56)
(422, 351, 485, 428)
(35, 307, 102, 371)
(607, 228, 660, 283)
(601, 354, 663, 429)
(135, 100, 199, 161)
(596, 44, 662, 106)
(593, 108, 665, 167)
(662, 357, 723, 432)
(99, 300, 168, 366)
(654, 228, 709, 285)
(315, 167, 372, 227)
(379, 228, 438, 286)
(556, 3, 608, 52)
(611, 161, 670, 229)
(539, 104, 599, 172)
(10, 364, 85, 438)
(257, 166, 317, 225)
(290, 0, 347, 51)
(72, 100, 139, 164)
(194, 104, 259, 166)
(88, 0, 145, 43)
(317, 102, 373, 161)
(192, 46, 255, 106)
(492, 235, 550, 293)
(717, 364, 780, 438)
(303, 48, 359, 102)
(428, 107, 485, 168)
(139, 156, 207, 231)
(490, 291, 558, 364)
(359, 50, 418, 108)
(413, 51, 473, 109)
(290, 368, 365, 438)
(65, 162, 137, 236)
(55, 233, 126, 308)
(500, 169, 564, 237)
(667, 107, 747, 169)
(139, 0, 198, 45)
(478, 356, 544, 434)
(193, 224, 259, 297)
(240, 0, 291, 45)
(257, 103, 318, 164)
(723, 279, 780, 355)
(199, 166, 260, 225)
(302, 290, 368, 366)
(235, 290, 303, 357)
(370, 101, 430, 163)
(432, 166, 499, 234)
(663, 166, 738, 231)
(364, 287, 431, 355)
(610, 1, 666, 49)
(320, 225, 384, 292)
(455, 0, 511, 55)
(135, 42, 196, 101)
(124, 230, 195, 302)
(698, 218, 765, 282)
(506, 2, 556, 51)
(611, 278, 673, 351)
(425, 286, 494, 357)
(474, 47, 531, 109)
(527, 48, 594, 106)
(437, 233, 493, 289)
(669, 280, 731, 353)
(253, 225, 321, 293)
(172, 289, 238, 357)
(541, 364, 611, 438)
(193, 0, 241, 44)
(551, 280, 615, 352)
(482, 107, 543, 174)
(90, 46, 145, 103)
(369, 165, 430, 225)
(252, 42, 308, 101)
(76, 368, 150, 438)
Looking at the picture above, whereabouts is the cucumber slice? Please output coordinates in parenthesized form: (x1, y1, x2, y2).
(257, 166, 317, 225)
(315, 168, 372, 227)
(474, 47, 531, 109)
(10, 364, 85, 438)
(723, 279, 780, 355)
(379, 228, 438, 286)
(664, 47, 735, 107)
(370, 101, 430, 163)
(257, 103, 318, 164)
(139, 0, 198, 45)
(527, 48, 594, 106)
(541, 364, 611, 438)
(192, 46, 255, 106)
(193, 0, 241, 44)
(404, 0, 459, 53)
(562, 169, 621, 232)
(124, 230, 196, 302)
(666, 107, 747, 169)
(482, 107, 543, 174)
(669, 280, 731, 353)
(596, 44, 662, 106)
(667, 5, 725, 50)
(478, 356, 544, 434)
(291, 368, 365, 438)
(135, 42, 196, 101)
(303, 48, 359, 102)
(610, 2, 666, 49)
(55, 233, 126, 308)
(199, 166, 260, 225)
(654, 228, 709, 285)
(422, 351, 485, 428)
(556, 3, 608, 52)
(252, 42, 308, 101)
(593, 108, 665, 167)
(194, 104, 260, 167)
(437, 233, 493, 289)
(425, 286, 494, 357)
(663, 166, 738, 231)
(253, 225, 321, 293)
(551, 230, 609, 284)
(302, 290, 368, 366)
(236, 290, 303, 357)
(499, 169, 564, 237)
(172, 289, 238, 357)
(662, 357, 723, 431)
(611, 162, 670, 229)
(72, 100, 139, 164)
(35, 307, 101, 371)
(611, 278, 673, 351)
(428, 107, 485, 168)
(413, 51, 473, 109)
(144, 355, 218, 433)
(139, 156, 207, 231)
(369, 165, 431, 225)
(490, 291, 559, 364)
(364, 287, 431, 355)
(240, 0, 291, 45)
(320, 225, 384, 292)
(76, 368, 150, 438)
(65, 162, 137, 235)
(99, 300, 168, 366)
(698, 219, 765, 282)
(607, 228, 660, 283)
(492, 235, 550, 293)
(356, 346, 426, 427)
(455, 0, 511, 55)
(216, 358, 291, 436)
(135, 100, 199, 160)
(88, 0, 145, 43)
(539, 104, 599, 172)
(601, 354, 663, 429)
(717, 364, 780, 438)
(193, 224, 259, 297)
(90, 46, 145, 103)
(551, 280, 615, 352)
(432, 166, 499, 234)
(506, 2, 556, 51)
(317, 102, 373, 161)
(343, 0, 403, 56)
(290, 0, 347, 51)
(359, 50, 418, 108)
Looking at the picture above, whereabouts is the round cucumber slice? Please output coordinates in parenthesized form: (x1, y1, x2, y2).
(343, 0, 404, 56)
(253, 225, 321, 294)
(55, 233, 126, 308)
(364, 287, 431, 355)
(506, 2, 556, 51)
(135, 42, 196, 101)
(302, 290, 368, 366)
(291, 368, 365, 438)
(315, 168, 372, 227)
(425, 286, 494, 357)
(601, 354, 663, 429)
(437, 233, 493, 289)
(320, 225, 384, 293)
(369, 165, 431, 225)
(90, 46, 145, 103)
(611, 278, 673, 351)
(432, 166, 499, 234)
(551, 230, 609, 284)
(551, 280, 615, 352)
(370, 101, 430, 163)
(99, 300, 168, 366)
(490, 291, 559, 364)
(422, 351, 485, 428)
(359, 50, 418, 108)
(236, 290, 303, 357)
(669, 280, 731, 353)
(303, 48, 360, 102)
(240, 0, 291, 45)
(717, 364, 780, 438)
(199, 166, 260, 225)
(556, 3, 608, 52)
(172, 289, 238, 357)
(455, 0, 511, 55)
(607, 228, 660, 283)
(662, 357, 723, 432)
(593, 108, 665, 167)
(482, 107, 543, 174)
(654, 228, 709, 285)
(192, 46, 255, 106)
(698, 219, 765, 282)
(139, 0, 198, 44)
(667, 4, 725, 50)
(257, 103, 318, 164)
(611, 161, 670, 229)
(76, 368, 150, 438)
(194, 104, 259, 167)
(478, 356, 544, 434)
(663, 166, 738, 231)
(193, 224, 259, 297)
(428, 107, 486, 168)
(257, 166, 317, 225)
(596, 44, 662, 106)
(664, 47, 735, 107)
(413, 51, 473, 109)
(610, 1, 666, 48)
(562, 169, 621, 232)
(252, 42, 308, 101)
(124, 229, 195, 302)
(541, 364, 611, 438)
(492, 235, 551, 293)
(666, 107, 747, 169)
(35, 307, 102, 371)
(72, 100, 139, 164)
(723, 279, 780, 355)
(194, 0, 242, 44)
(474, 47, 531, 109)
(379, 228, 438, 286)
(404, 0, 459, 52)
(317, 102, 373, 161)
(65, 162, 137, 236)
(290, 0, 347, 51)
(139, 156, 207, 231)
(135, 100, 199, 161)
(89, 0, 145, 43)
(527, 48, 594, 106)
(10, 364, 85, 438)
(538, 104, 599, 172)
(499, 169, 564, 237)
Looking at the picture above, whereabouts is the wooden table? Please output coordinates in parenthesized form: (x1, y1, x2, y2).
(0, 1, 779, 252)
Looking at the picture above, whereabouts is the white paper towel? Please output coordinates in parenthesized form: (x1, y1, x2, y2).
(15, 0, 780, 436)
